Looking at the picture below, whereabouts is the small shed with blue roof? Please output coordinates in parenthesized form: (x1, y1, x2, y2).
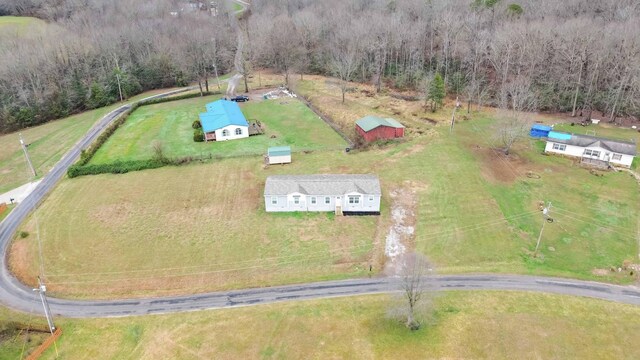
(529, 124, 552, 138)
(199, 100, 249, 142)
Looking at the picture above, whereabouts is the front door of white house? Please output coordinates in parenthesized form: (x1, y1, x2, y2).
(290, 195, 305, 211)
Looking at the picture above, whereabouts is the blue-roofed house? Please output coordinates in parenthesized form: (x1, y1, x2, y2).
(199, 100, 249, 142)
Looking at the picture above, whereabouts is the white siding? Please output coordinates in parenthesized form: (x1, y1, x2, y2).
(545, 141, 635, 168)
(264, 195, 288, 212)
(264, 193, 380, 213)
(609, 154, 634, 167)
(214, 125, 249, 141)
(268, 155, 291, 165)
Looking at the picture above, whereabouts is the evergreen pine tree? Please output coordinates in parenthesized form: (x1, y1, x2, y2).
(428, 73, 446, 112)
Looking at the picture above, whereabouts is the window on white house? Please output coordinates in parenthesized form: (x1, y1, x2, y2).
(235, 128, 242, 135)
(311, 197, 316, 204)
(584, 149, 600, 157)
(552, 143, 566, 151)
(612, 154, 622, 161)
(348, 196, 360, 204)
(271, 196, 277, 205)
(293, 196, 300, 205)
(222, 129, 229, 136)
(325, 197, 331, 204)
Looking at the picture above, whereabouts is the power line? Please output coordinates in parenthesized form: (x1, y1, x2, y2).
(46, 211, 539, 285)
(19, 133, 37, 178)
(45, 210, 538, 279)
(534, 201, 552, 255)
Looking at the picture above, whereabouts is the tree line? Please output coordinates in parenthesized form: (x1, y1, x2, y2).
(247, 0, 640, 121)
(1, 0, 640, 133)
(0, 0, 238, 133)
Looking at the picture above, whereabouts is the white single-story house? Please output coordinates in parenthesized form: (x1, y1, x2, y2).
(199, 100, 249, 142)
(545, 131, 636, 168)
(264, 174, 381, 215)
(267, 146, 292, 165)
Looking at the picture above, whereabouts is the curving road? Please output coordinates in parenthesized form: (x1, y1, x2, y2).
(0, 78, 639, 318)
(2, 274, 640, 318)
(0, 88, 193, 316)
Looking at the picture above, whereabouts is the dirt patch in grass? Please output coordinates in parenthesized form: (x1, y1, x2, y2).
(592, 268, 610, 276)
(7, 239, 37, 286)
(471, 145, 533, 184)
(383, 182, 422, 275)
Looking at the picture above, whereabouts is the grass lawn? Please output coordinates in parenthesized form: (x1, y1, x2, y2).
(11, 153, 378, 298)
(553, 122, 640, 144)
(0, 87, 189, 194)
(0, 306, 50, 360)
(9, 77, 640, 299)
(34, 292, 640, 360)
(89, 95, 347, 164)
(0, 16, 45, 27)
(0, 203, 15, 223)
(229, 0, 243, 12)
(0, 16, 47, 38)
(0, 106, 114, 194)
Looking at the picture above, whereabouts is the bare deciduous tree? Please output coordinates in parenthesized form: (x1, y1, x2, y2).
(329, 29, 361, 104)
(3, 0, 640, 133)
(497, 78, 536, 155)
(389, 253, 434, 331)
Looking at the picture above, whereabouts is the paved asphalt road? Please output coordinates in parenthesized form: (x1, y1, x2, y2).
(3, 275, 640, 318)
(0, 88, 193, 316)
(0, 85, 639, 319)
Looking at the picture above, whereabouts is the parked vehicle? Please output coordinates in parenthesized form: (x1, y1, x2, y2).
(230, 95, 249, 102)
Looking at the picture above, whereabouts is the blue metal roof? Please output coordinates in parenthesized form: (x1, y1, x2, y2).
(199, 100, 249, 133)
(531, 124, 552, 131)
(548, 131, 572, 140)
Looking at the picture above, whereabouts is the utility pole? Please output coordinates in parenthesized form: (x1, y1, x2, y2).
(534, 201, 552, 255)
(115, 73, 124, 102)
(450, 96, 460, 133)
(19, 133, 37, 178)
(33, 277, 55, 333)
(213, 60, 221, 91)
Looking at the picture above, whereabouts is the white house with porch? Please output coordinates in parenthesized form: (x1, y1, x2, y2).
(199, 100, 249, 142)
(264, 174, 381, 215)
(544, 131, 636, 168)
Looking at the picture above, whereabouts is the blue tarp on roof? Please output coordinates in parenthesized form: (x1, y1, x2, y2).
(199, 100, 249, 133)
(548, 131, 572, 140)
(531, 124, 552, 131)
(529, 124, 552, 138)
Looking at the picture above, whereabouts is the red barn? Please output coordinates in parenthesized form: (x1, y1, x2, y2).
(355, 116, 405, 142)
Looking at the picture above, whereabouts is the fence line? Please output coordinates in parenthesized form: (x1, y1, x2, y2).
(26, 327, 62, 360)
(296, 93, 355, 148)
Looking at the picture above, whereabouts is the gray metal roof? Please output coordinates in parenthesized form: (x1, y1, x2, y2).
(549, 133, 636, 156)
(264, 174, 381, 196)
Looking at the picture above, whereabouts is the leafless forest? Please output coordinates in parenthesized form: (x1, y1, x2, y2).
(1, 0, 639, 132)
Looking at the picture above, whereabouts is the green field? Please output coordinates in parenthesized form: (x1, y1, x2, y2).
(0, 88, 186, 194)
(0, 204, 15, 222)
(29, 292, 640, 359)
(12, 153, 378, 298)
(89, 96, 347, 164)
(0, 16, 47, 36)
(553, 122, 640, 144)
(11, 113, 639, 298)
(0, 107, 113, 194)
(0, 306, 49, 360)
